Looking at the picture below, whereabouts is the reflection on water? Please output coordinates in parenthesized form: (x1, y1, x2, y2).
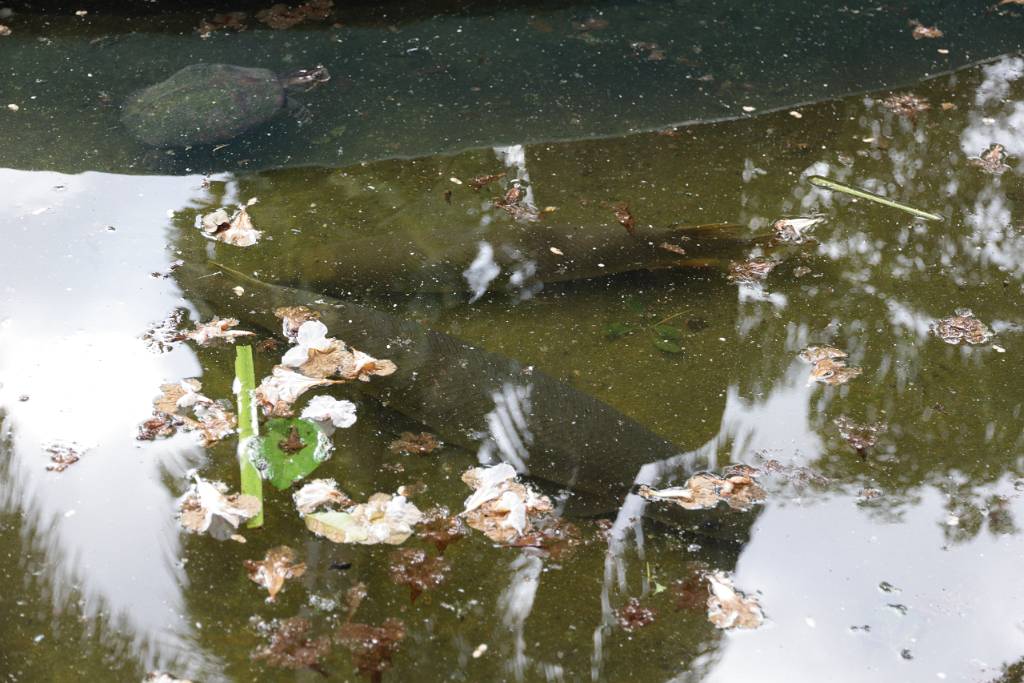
(3, 52, 1024, 682)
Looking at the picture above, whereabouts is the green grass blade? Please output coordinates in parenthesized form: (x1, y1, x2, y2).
(235, 345, 263, 528)
(808, 175, 943, 221)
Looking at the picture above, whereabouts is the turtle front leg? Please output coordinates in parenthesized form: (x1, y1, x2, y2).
(285, 97, 313, 126)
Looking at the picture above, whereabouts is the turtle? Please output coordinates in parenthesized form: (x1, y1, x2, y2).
(121, 63, 330, 148)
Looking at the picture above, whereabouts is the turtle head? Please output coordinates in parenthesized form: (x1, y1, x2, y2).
(283, 65, 331, 90)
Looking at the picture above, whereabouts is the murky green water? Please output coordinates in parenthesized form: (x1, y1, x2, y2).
(2, 2, 1024, 682)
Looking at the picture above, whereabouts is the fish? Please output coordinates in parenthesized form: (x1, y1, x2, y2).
(179, 263, 757, 540)
(196, 217, 762, 299)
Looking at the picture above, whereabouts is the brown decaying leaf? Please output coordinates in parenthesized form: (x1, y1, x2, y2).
(177, 478, 261, 540)
(336, 619, 406, 681)
(388, 548, 451, 602)
(389, 432, 440, 455)
(505, 516, 581, 559)
(199, 199, 261, 246)
(799, 345, 862, 385)
(293, 478, 353, 515)
(611, 202, 636, 236)
(252, 617, 331, 671)
(659, 241, 688, 256)
(45, 442, 84, 472)
(338, 350, 398, 383)
(197, 11, 247, 37)
(909, 20, 943, 39)
(706, 571, 764, 630)
(257, 0, 333, 29)
(255, 366, 344, 417)
(418, 508, 467, 554)
(638, 467, 766, 512)
(834, 416, 887, 451)
(771, 216, 824, 243)
(493, 183, 540, 222)
(461, 464, 555, 545)
(727, 257, 776, 284)
(185, 317, 255, 346)
(468, 172, 506, 190)
(930, 308, 993, 345)
(274, 306, 321, 341)
(245, 546, 307, 601)
(968, 144, 1011, 175)
(142, 379, 236, 445)
(617, 597, 657, 630)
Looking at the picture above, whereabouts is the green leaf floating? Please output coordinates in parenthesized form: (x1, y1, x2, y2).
(259, 418, 332, 490)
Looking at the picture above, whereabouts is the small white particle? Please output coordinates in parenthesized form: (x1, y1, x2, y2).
(449, 177, 463, 185)
(937, 48, 949, 55)
(993, 345, 1005, 353)
(7, 103, 19, 111)
(33, 634, 44, 643)
(805, 617, 816, 628)
(789, 110, 803, 119)
(75, 9, 88, 16)
(232, 286, 244, 296)
(64, 509, 75, 518)
(742, 105, 756, 113)
(472, 643, 488, 658)
(597, 263, 605, 268)
(946, 514, 959, 526)
(982, 117, 996, 125)
(166, 209, 175, 218)
(549, 247, 563, 256)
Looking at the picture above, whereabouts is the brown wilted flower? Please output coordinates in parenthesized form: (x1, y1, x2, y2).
(252, 617, 331, 671)
(706, 571, 764, 630)
(336, 619, 406, 681)
(968, 144, 1011, 175)
(617, 597, 657, 630)
(245, 546, 307, 601)
(728, 257, 776, 284)
(388, 548, 451, 602)
(909, 20, 943, 39)
(930, 309, 993, 345)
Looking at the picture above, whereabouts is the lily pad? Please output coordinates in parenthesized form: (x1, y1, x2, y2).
(260, 418, 332, 490)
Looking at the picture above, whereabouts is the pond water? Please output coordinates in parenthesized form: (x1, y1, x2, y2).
(2, 2, 1024, 682)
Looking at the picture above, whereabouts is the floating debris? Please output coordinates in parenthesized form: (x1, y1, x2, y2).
(45, 442, 85, 472)
(197, 198, 261, 247)
(858, 487, 883, 501)
(140, 379, 237, 445)
(772, 216, 825, 243)
(245, 546, 307, 601)
(252, 617, 331, 672)
(671, 563, 711, 611)
(834, 416, 887, 452)
(630, 41, 666, 61)
(969, 143, 1011, 175)
(141, 308, 186, 353)
(930, 309, 993, 345)
(336, 619, 406, 682)
(185, 317, 255, 346)
(177, 476, 261, 540)
(389, 432, 440, 455)
(659, 241, 688, 256)
(388, 548, 451, 602)
(281, 320, 397, 382)
(467, 172, 506, 190)
(145, 674, 194, 683)
(638, 467, 766, 511)
(706, 571, 764, 630)
(799, 345, 862, 385)
(293, 478, 353, 515)
(727, 257, 776, 284)
(197, 11, 247, 37)
(256, 0, 333, 29)
(616, 597, 657, 630)
(909, 20, 943, 39)
(305, 493, 423, 545)
(460, 463, 555, 545)
(880, 93, 931, 119)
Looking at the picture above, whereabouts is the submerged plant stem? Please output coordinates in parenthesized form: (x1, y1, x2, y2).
(236, 345, 264, 528)
(807, 175, 943, 221)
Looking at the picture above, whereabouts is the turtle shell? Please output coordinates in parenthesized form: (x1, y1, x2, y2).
(122, 63, 286, 147)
